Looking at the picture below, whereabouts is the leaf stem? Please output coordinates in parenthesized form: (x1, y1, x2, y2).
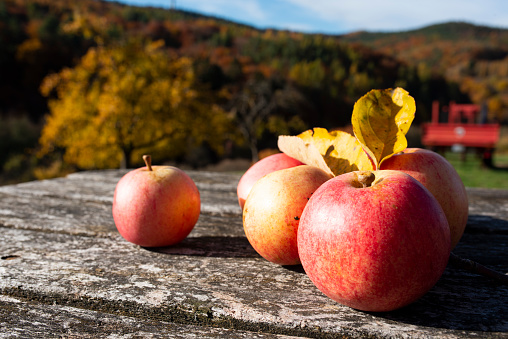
(449, 252, 508, 284)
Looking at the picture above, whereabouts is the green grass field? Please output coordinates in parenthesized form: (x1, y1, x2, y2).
(444, 151, 508, 189)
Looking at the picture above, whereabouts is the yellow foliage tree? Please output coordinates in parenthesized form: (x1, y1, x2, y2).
(39, 39, 233, 169)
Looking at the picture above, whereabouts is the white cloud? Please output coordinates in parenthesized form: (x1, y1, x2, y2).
(107, 0, 508, 33)
(182, 0, 267, 22)
(280, 0, 508, 31)
(278, 22, 315, 32)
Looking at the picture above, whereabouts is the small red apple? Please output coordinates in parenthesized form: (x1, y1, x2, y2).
(380, 148, 468, 249)
(112, 155, 200, 247)
(237, 153, 304, 209)
(243, 165, 332, 265)
(298, 170, 450, 312)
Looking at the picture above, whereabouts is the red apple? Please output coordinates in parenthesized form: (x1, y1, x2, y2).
(298, 170, 450, 312)
(237, 153, 304, 209)
(380, 148, 468, 249)
(243, 165, 332, 265)
(112, 155, 200, 247)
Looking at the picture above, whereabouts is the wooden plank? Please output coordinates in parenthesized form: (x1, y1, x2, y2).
(1, 226, 506, 338)
(0, 170, 243, 237)
(0, 295, 300, 338)
(0, 170, 507, 338)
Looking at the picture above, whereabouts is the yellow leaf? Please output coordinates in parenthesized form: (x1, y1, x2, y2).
(299, 128, 373, 175)
(278, 133, 334, 176)
(351, 88, 415, 170)
(278, 127, 373, 177)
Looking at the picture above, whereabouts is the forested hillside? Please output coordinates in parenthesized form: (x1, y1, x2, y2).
(0, 0, 503, 183)
(341, 22, 508, 122)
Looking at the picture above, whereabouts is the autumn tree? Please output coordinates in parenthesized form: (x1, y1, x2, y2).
(227, 75, 309, 162)
(39, 39, 234, 169)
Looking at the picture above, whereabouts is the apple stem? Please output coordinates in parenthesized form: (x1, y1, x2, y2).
(357, 171, 375, 188)
(449, 252, 508, 284)
(143, 155, 153, 171)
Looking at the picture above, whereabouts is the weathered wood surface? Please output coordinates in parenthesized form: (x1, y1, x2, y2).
(0, 169, 507, 338)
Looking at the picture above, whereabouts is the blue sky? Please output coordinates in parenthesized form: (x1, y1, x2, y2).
(106, 0, 508, 35)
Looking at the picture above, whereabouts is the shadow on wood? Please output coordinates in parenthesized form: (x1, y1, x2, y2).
(145, 236, 260, 258)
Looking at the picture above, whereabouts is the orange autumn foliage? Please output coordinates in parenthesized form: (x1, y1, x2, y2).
(39, 39, 234, 169)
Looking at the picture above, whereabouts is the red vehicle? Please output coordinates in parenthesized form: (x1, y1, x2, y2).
(421, 101, 500, 165)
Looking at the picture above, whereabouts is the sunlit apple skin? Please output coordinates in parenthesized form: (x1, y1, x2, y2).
(113, 166, 200, 247)
(298, 170, 450, 312)
(237, 153, 304, 209)
(243, 165, 332, 265)
(380, 148, 468, 249)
